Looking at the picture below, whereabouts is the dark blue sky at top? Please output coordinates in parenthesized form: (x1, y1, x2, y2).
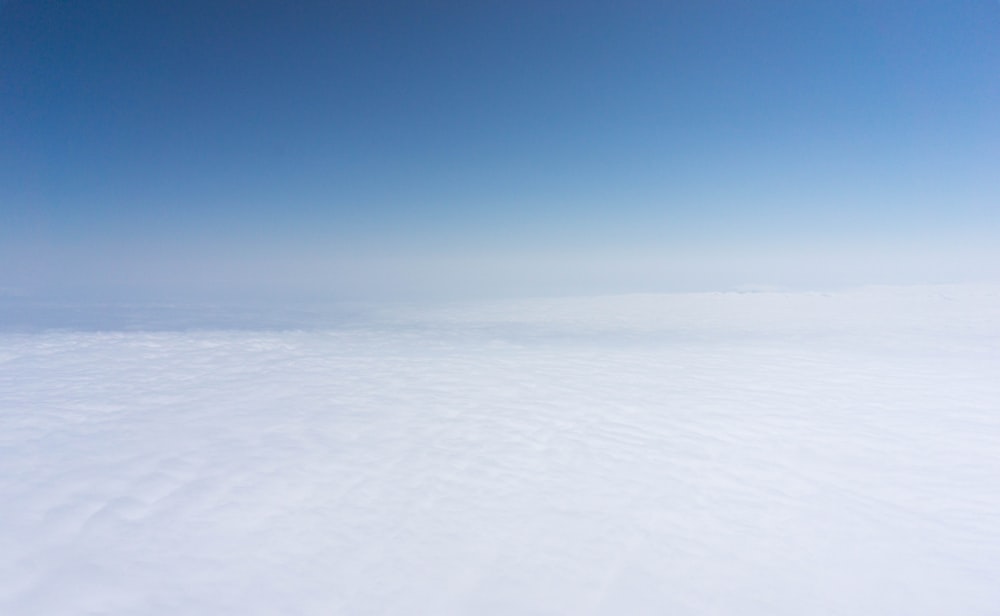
(2, 1, 999, 299)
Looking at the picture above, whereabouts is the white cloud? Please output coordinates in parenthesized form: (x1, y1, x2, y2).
(2, 284, 999, 613)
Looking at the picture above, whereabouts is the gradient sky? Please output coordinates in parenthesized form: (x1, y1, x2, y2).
(3, 1, 999, 300)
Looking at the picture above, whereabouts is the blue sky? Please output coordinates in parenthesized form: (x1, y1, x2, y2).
(2, 1, 999, 300)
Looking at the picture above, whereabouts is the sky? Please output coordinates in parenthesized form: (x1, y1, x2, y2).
(2, 1, 999, 301)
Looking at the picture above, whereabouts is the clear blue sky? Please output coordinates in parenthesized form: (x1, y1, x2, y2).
(3, 1, 998, 300)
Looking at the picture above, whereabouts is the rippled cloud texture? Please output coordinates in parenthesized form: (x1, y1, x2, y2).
(2, 285, 1000, 614)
